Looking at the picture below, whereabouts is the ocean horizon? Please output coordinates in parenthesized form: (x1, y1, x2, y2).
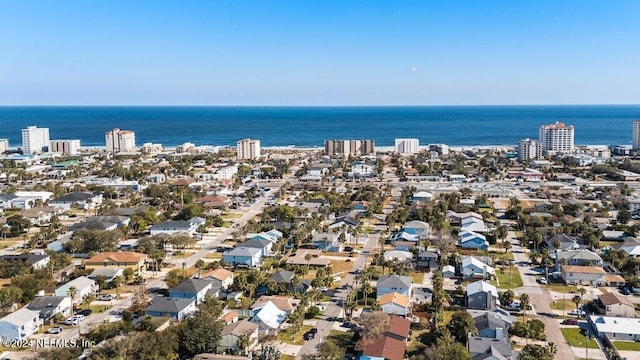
(1, 105, 638, 148)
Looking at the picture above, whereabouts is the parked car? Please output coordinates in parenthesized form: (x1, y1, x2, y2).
(562, 318, 579, 325)
(61, 318, 79, 326)
(303, 331, 316, 340)
(46, 326, 63, 334)
(71, 314, 85, 321)
(309, 328, 318, 334)
(537, 277, 548, 285)
(77, 309, 92, 316)
(567, 310, 586, 317)
(621, 287, 631, 295)
(97, 294, 113, 301)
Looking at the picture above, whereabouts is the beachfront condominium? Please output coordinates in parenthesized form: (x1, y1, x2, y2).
(50, 139, 81, 155)
(237, 138, 261, 160)
(395, 138, 419, 154)
(539, 121, 574, 153)
(105, 128, 136, 153)
(324, 139, 375, 156)
(633, 120, 640, 150)
(0, 139, 8, 154)
(517, 138, 542, 162)
(21, 126, 50, 154)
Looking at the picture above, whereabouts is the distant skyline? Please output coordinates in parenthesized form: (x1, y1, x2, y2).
(1, 1, 639, 106)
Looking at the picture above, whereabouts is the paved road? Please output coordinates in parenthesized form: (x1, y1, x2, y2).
(508, 231, 575, 360)
(297, 235, 378, 356)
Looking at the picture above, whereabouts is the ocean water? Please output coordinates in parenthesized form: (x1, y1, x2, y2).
(0, 106, 638, 148)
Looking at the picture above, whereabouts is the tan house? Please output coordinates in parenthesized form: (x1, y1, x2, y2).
(84, 251, 148, 272)
(378, 292, 410, 316)
(595, 292, 636, 318)
(561, 265, 608, 286)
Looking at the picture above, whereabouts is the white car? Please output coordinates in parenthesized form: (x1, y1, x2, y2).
(71, 314, 85, 321)
(538, 277, 548, 285)
(46, 326, 63, 334)
(97, 294, 113, 301)
(61, 318, 79, 326)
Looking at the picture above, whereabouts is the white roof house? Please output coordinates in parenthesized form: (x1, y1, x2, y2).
(461, 216, 488, 233)
(55, 276, 97, 304)
(591, 316, 640, 341)
(462, 256, 496, 278)
(467, 280, 498, 297)
(0, 307, 43, 341)
(250, 301, 287, 330)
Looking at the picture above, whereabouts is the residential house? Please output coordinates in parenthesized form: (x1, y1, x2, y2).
(468, 309, 515, 339)
(55, 276, 98, 304)
(389, 231, 419, 243)
(149, 219, 200, 236)
(312, 233, 342, 252)
(467, 334, 513, 360)
(612, 237, 640, 258)
(403, 220, 430, 239)
(69, 215, 130, 232)
(328, 215, 358, 232)
(0, 253, 50, 270)
(217, 319, 259, 353)
(27, 296, 72, 324)
(145, 296, 197, 321)
(251, 296, 300, 316)
(268, 270, 310, 294)
(590, 316, 640, 341)
(595, 292, 636, 318)
(84, 251, 148, 273)
(394, 241, 415, 252)
(359, 335, 406, 360)
(285, 249, 330, 267)
(458, 230, 489, 251)
(461, 256, 496, 279)
(467, 280, 499, 310)
(561, 265, 625, 286)
(0, 191, 53, 210)
(250, 300, 287, 331)
(195, 195, 232, 209)
(442, 265, 456, 278)
(410, 192, 433, 203)
(416, 250, 438, 270)
(385, 315, 411, 341)
(206, 268, 234, 290)
(169, 278, 215, 305)
(241, 238, 273, 256)
(461, 216, 488, 233)
(378, 292, 410, 316)
(377, 275, 412, 299)
(49, 192, 103, 210)
(545, 233, 581, 251)
(554, 249, 603, 270)
(88, 268, 124, 283)
(223, 247, 262, 268)
(18, 206, 62, 226)
(0, 308, 42, 341)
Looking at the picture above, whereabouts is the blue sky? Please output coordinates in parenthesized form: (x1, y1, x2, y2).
(1, 1, 639, 105)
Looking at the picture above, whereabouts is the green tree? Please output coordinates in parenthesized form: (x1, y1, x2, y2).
(178, 314, 224, 358)
(447, 310, 478, 343)
(519, 293, 530, 323)
(571, 295, 582, 318)
(165, 269, 189, 288)
(518, 343, 556, 360)
(0, 286, 23, 311)
(112, 275, 123, 298)
(301, 340, 345, 360)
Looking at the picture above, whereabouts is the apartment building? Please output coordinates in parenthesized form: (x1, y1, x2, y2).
(324, 139, 375, 156)
(517, 138, 542, 162)
(395, 138, 419, 154)
(50, 139, 81, 155)
(236, 139, 261, 160)
(539, 121, 574, 153)
(105, 128, 136, 153)
(22, 126, 50, 154)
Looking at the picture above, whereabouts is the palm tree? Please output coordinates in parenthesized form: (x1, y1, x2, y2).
(519, 293, 530, 323)
(237, 334, 250, 355)
(195, 259, 205, 278)
(572, 295, 582, 319)
(67, 286, 78, 310)
(112, 275, 124, 299)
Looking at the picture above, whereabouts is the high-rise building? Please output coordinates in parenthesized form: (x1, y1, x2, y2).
(539, 121, 574, 153)
(236, 139, 261, 160)
(21, 126, 50, 155)
(0, 139, 8, 154)
(105, 128, 136, 153)
(517, 138, 542, 162)
(324, 139, 375, 156)
(50, 139, 81, 155)
(428, 143, 449, 155)
(633, 120, 640, 150)
(395, 138, 419, 154)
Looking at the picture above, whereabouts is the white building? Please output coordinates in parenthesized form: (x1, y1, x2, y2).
(22, 126, 50, 154)
(633, 120, 640, 150)
(0, 139, 8, 154)
(0, 308, 42, 341)
(395, 138, 419, 154)
(517, 138, 542, 162)
(539, 121, 574, 153)
(237, 139, 261, 160)
(141, 142, 163, 155)
(105, 128, 136, 153)
(49, 139, 81, 155)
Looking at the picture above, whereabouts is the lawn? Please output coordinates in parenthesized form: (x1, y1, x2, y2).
(561, 328, 599, 349)
(550, 299, 580, 312)
(544, 283, 579, 293)
(409, 272, 425, 284)
(612, 341, 640, 351)
(327, 330, 354, 348)
(277, 325, 313, 345)
(495, 267, 523, 289)
(280, 355, 296, 360)
(80, 304, 112, 314)
(330, 260, 354, 275)
(203, 252, 223, 260)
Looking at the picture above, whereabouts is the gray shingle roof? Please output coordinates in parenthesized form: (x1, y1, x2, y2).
(51, 192, 96, 202)
(377, 275, 412, 289)
(146, 296, 194, 313)
(468, 337, 512, 358)
(169, 278, 213, 294)
(269, 270, 295, 283)
(221, 319, 258, 337)
(242, 238, 271, 249)
(224, 247, 261, 257)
